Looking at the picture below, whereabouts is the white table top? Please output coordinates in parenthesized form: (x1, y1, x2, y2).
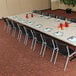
(7, 12, 76, 47)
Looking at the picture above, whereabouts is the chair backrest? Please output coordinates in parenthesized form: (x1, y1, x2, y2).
(68, 18, 76, 23)
(23, 26, 27, 34)
(33, 10, 38, 13)
(40, 34, 45, 42)
(17, 23, 21, 30)
(12, 21, 18, 29)
(40, 34, 56, 49)
(44, 12, 49, 16)
(11, 21, 15, 28)
(31, 30, 40, 38)
(5, 19, 12, 26)
(38, 10, 43, 15)
(56, 40, 74, 56)
(56, 40, 68, 56)
(59, 16, 66, 20)
(50, 14, 56, 18)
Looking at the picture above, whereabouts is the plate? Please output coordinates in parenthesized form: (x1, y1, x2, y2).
(27, 21, 34, 25)
(35, 24, 43, 28)
(67, 36, 76, 42)
(17, 18, 23, 21)
(45, 16, 50, 19)
(54, 31, 63, 36)
(67, 21, 71, 24)
(21, 20, 27, 23)
(44, 28, 52, 32)
(39, 15, 43, 17)
(56, 19, 60, 22)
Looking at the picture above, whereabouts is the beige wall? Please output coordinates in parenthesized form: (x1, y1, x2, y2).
(0, 0, 50, 18)
(51, 0, 59, 10)
(19, 0, 50, 12)
(0, 0, 8, 17)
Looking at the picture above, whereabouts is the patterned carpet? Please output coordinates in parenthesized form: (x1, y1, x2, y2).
(0, 18, 76, 76)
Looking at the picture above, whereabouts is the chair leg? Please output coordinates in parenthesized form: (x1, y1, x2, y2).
(8, 27, 11, 34)
(17, 30, 22, 41)
(31, 37, 34, 49)
(40, 43, 44, 56)
(19, 30, 22, 41)
(64, 57, 69, 71)
(42, 44, 47, 57)
(12, 28, 16, 37)
(7, 26, 9, 33)
(24, 34, 28, 46)
(4, 24, 6, 31)
(12, 29, 14, 37)
(17, 31, 20, 40)
(26, 34, 28, 45)
(50, 49, 55, 62)
(7, 26, 11, 34)
(54, 50, 59, 64)
(33, 38, 37, 51)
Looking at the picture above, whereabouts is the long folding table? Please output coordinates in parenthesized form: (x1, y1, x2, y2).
(7, 12, 76, 49)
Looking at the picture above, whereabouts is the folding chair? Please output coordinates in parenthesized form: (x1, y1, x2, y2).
(30, 30, 47, 53)
(30, 30, 37, 51)
(10, 21, 16, 37)
(39, 34, 47, 57)
(38, 10, 43, 15)
(59, 16, 66, 20)
(53, 40, 76, 71)
(68, 18, 76, 23)
(6, 19, 15, 34)
(50, 14, 57, 18)
(33, 10, 38, 13)
(16, 23, 22, 41)
(23, 26, 29, 46)
(44, 12, 49, 16)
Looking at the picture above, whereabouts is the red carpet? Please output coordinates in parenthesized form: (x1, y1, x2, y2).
(0, 19, 76, 76)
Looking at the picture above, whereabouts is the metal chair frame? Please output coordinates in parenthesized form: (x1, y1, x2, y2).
(53, 41, 76, 71)
(17, 24, 22, 41)
(23, 26, 29, 46)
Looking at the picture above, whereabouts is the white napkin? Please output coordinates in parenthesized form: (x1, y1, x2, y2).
(27, 21, 34, 25)
(67, 36, 76, 42)
(44, 28, 52, 32)
(44, 16, 50, 19)
(35, 24, 43, 28)
(39, 15, 43, 17)
(56, 19, 60, 22)
(54, 31, 63, 36)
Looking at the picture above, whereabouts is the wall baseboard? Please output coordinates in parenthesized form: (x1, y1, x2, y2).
(51, 9, 76, 13)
